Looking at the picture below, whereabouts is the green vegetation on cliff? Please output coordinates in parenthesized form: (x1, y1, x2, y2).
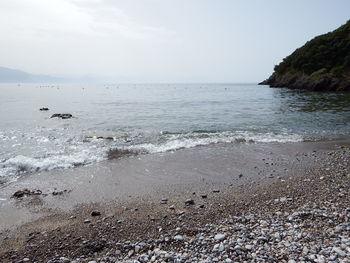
(261, 20, 350, 91)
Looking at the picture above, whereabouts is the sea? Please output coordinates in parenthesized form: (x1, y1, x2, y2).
(1, 83, 350, 183)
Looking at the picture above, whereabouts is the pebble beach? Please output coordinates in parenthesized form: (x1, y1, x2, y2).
(0, 142, 349, 263)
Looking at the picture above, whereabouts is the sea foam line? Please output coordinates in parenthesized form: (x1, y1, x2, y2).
(0, 132, 303, 178)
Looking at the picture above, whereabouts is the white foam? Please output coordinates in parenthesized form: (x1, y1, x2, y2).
(0, 149, 107, 178)
(0, 131, 304, 178)
(128, 132, 303, 154)
(37, 137, 50, 143)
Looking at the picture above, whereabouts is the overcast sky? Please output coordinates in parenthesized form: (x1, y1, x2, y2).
(0, 0, 349, 82)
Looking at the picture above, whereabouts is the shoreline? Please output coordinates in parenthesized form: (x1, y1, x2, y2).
(0, 140, 350, 262)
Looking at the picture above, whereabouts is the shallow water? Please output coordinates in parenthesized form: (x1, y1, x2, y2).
(0, 83, 349, 180)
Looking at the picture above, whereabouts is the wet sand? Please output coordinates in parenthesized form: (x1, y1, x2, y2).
(0, 140, 349, 262)
(0, 140, 345, 230)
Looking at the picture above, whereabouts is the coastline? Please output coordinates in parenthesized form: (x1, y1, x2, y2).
(259, 72, 350, 92)
(0, 139, 350, 262)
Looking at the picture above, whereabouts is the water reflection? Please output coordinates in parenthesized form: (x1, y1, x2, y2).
(274, 88, 350, 113)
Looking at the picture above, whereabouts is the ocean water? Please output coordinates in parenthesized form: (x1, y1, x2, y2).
(0, 83, 350, 181)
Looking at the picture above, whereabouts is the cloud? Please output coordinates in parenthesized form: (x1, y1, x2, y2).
(0, 0, 180, 77)
(70, 0, 171, 39)
(0, 0, 175, 41)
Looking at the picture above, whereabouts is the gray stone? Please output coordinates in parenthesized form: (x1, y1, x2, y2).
(128, 249, 134, 257)
(91, 210, 101, 216)
(173, 235, 184, 241)
(333, 247, 346, 257)
(214, 234, 226, 241)
(185, 199, 194, 205)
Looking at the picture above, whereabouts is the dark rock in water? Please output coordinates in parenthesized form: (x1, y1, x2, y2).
(61, 114, 72, 119)
(85, 135, 128, 142)
(52, 189, 70, 196)
(12, 189, 31, 198)
(107, 149, 137, 160)
(50, 113, 61, 118)
(11, 189, 42, 198)
(185, 199, 195, 205)
(201, 194, 208, 199)
(39, 107, 49, 111)
(239, 173, 243, 178)
(91, 211, 101, 217)
(31, 189, 42, 195)
(50, 113, 73, 119)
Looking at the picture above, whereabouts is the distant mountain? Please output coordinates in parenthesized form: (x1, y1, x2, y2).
(0, 66, 62, 83)
(260, 20, 350, 91)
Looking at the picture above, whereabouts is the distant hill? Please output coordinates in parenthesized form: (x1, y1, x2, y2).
(0, 66, 62, 83)
(260, 20, 350, 91)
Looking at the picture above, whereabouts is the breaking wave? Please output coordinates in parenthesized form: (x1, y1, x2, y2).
(0, 131, 304, 180)
(127, 131, 303, 153)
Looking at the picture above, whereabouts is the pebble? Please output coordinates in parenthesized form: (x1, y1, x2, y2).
(333, 247, 346, 257)
(214, 234, 226, 241)
(173, 235, 184, 241)
(185, 199, 194, 205)
(91, 211, 101, 217)
(128, 250, 134, 257)
(245, 244, 253, 250)
(197, 203, 205, 208)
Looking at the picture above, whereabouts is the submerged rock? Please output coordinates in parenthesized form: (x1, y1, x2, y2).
(50, 113, 73, 119)
(11, 189, 42, 198)
(52, 189, 70, 196)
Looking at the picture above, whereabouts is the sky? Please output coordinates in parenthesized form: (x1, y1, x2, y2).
(0, 0, 349, 83)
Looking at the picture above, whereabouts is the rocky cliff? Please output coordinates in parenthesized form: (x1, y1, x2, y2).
(260, 20, 350, 91)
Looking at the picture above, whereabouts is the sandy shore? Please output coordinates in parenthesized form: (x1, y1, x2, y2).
(0, 140, 349, 262)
